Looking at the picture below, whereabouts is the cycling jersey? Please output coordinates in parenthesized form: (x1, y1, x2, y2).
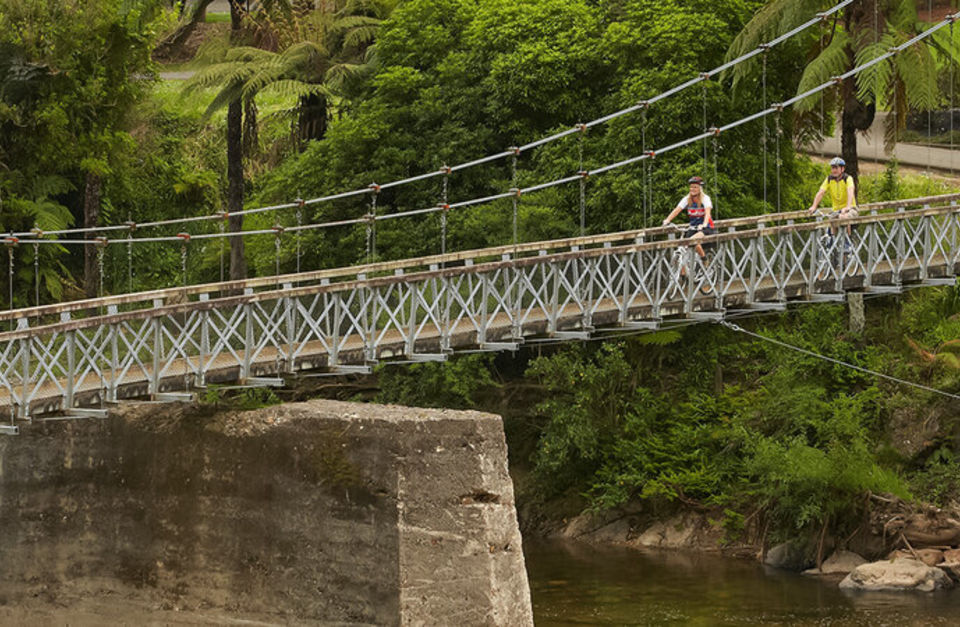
(819, 174, 856, 210)
(677, 193, 714, 228)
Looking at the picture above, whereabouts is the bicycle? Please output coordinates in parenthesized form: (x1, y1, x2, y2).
(810, 208, 859, 280)
(663, 222, 715, 295)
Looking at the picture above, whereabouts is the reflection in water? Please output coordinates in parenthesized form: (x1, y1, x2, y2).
(526, 540, 960, 626)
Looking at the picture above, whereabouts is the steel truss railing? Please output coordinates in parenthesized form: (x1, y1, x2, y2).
(0, 199, 957, 426)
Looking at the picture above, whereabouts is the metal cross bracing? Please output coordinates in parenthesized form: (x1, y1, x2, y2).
(0, 193, 957, 432)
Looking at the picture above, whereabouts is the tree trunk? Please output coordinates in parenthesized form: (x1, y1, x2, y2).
(154, 0, 216, 59)
(297, 93, 328, 148)
(227, 0, 247, 281)
(841, 78, 876, 196)
(83, 172, 102, 299)
(243, 98, 258, 159)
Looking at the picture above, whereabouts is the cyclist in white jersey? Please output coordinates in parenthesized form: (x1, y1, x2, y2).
(662, 176, 714, 261)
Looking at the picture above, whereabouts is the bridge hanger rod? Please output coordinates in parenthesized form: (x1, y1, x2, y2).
(7, 0, 854, 241)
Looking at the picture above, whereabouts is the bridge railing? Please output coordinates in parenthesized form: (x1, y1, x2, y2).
(1, 192, 957, 328)
(0, 195, 957, 420)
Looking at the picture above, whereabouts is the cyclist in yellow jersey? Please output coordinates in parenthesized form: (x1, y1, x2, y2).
(808, 157, 857, 244)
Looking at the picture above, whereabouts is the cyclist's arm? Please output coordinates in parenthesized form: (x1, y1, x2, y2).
(663, 204, 684, 225)
(809, 187, 826, 213)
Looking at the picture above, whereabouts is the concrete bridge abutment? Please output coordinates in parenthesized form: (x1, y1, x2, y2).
(0, 399, 532, 625)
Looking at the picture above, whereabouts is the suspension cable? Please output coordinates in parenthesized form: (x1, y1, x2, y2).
(719, 320, 960, 401)
(7, 1, 857, 243)
(18, 11, 960, 253)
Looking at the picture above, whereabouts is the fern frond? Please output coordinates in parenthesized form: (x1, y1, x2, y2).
(257, 79, 334, 102)
(896, 42, 938, 111)
(795, 29, 852, 112)
(855, 36, 895, 106)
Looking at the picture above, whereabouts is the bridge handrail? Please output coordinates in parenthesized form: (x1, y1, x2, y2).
(0, 192, 956, 325)
(0, 197, 956, 342)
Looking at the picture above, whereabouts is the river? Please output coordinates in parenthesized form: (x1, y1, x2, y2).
(525, 540, 960, 625)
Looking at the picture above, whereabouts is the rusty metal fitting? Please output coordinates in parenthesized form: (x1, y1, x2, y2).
(176, 233, 191, 242)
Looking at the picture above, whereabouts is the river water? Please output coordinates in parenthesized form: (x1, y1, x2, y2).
(525, 540, 960, 625)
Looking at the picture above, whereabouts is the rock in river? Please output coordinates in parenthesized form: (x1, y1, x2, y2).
(839, 558, 954, 592)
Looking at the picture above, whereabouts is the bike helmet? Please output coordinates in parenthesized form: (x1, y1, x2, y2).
(829, 157, 845, 167)
(688, 176, 705, 185)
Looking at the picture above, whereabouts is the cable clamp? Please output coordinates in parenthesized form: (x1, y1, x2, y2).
(94, 237, 109, 248)
(363, 213, 376, 223)
(646, 150, 657, 159)
(709, 126, 721, 136)
(509, 146, 521, 157)
(772, 102, 784, 112)
(30, 227, 43, 237)
(296, 198, 305, 208)
(815, 11, 829, 21)
(637, 100, 650, 109)
(4, 237, 18, 247)
(272, 225, 285, 234)
(699, 72, 711, 80)
(219, 211, 230, 220)
(176, 233, 191, 243)
(830, 75, 844, 85)
(438, 203, 451, 212)
(888, 46, 900, 55)
(576, 123, 588, 133)
(510, 187, 522, 198)
(439, 165, 452, 175)
(949, 12, 960, 24)
(578, 170, 590, 179)
(758, 43, 771, 53)
(124, 220, 137, 232)
(368, 183, 380, 194)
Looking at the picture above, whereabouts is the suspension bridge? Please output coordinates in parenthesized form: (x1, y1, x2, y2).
(1, 2, 959, 432)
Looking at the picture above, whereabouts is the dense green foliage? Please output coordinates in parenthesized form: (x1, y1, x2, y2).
(3, 0, 960, 544)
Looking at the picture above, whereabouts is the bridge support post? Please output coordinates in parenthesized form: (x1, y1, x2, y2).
(64, 322, 75, 411)
(150, 299, 163, 397)
(242, 289, 254, 382)
(894, 207, 905, 285)
(921, 209, 931, 281)
(108, 315, 119, 403)
(283, 284, 296, 375)
(198, 294, 209, 387)
(18, 319, 29, 420)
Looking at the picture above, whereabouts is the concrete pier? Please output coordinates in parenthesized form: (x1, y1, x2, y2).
(0, 400, 532, 625)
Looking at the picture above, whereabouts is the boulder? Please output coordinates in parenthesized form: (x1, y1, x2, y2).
(840, 558, 954, 592)
(943, 548, 960, 563)
(886, 548, 944, 567)
(633, 513, 699, 549)
(938, 561, 960, 582)
(764, 542, 811, 571)
(803, 550, 867, 576)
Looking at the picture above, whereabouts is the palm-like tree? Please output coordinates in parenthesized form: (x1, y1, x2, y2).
(728, 0, 956, 184)
(184, 0, 386, 279)
(187, 0, 386, 146)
